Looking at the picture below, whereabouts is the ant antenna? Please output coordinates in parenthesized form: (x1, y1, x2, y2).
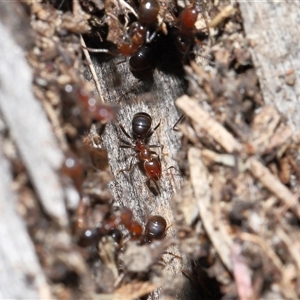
(117, 80, 141, 103)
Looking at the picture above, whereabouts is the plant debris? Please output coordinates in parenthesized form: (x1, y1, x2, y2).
(1, 0, 300, 299)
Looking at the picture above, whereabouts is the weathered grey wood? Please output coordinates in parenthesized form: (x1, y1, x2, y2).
(91, 55, 186, 297)
(238, 1, 300, 135)
(0, 20, 69, 227)
(0, 138, 52, 299)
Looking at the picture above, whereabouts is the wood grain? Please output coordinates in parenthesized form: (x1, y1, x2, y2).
(90, 54, 186, 295)
(238, 1, 300, 136)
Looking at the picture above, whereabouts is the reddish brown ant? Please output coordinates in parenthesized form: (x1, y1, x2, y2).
(84, 0, 162, 75)
(172, 4, 199, 55)
(77, 206, 143, 247)
(118, 112, 163, 192)
(117, 0, 160, 56)
(61, 152, 84, 194)
(64, 83, 119, 124)
(171, 2, 208, 61)
(78, 211, 168, 247)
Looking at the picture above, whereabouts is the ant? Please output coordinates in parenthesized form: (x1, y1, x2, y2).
(117, 0, 160, 56)
(171, 2, 208, 61)
(77, 207, 143, 247)
(61, 82, 119, 141)
(84, 0, 162, 76)
(61, 152, 84, 194)
(175, 4, 199, 54)
(129, 44, 156, 73)
(78, 211, 168, 248)
(125, 1, 206, 73)
(118, 112, 163, 192)
(63, 83, 119, 123)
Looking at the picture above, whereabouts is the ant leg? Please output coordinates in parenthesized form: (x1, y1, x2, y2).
(151, 178, 161, 195)
(173, 114, 185, 131)
(165, 165, 180, 174)
(146, 119, 161, 139)
(119, 124, 133, 140)
(119, 144, 134, 149)
(153, 119, 161, 132)
(116, 58, 127, 66)
(117, 154, 137, 175)
(145, 178, 161, 196)
(164, 251, 182, 263)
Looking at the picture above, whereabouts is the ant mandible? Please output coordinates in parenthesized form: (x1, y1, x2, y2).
(118, 112, 163, 192)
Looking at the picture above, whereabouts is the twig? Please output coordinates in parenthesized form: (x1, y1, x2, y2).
(248, 157, 300, 219)
(80, 35, 105, 103)
(276, 227, 300, 272)
(208, 5, 236, 28)
(188, 147, 233, 271)
(239, 232, 298, 300)
(176, 95, 243, 153)
(117, 0, 138, 18)
(177, 95, 300, 219)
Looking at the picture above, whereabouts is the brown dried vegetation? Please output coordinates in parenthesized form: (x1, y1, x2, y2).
(1, 0, 300, 299)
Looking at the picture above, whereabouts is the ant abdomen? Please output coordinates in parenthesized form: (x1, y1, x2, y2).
(132, 112, 152, 139)
(144, 215, 167, 242)
(129, 44, 156, 72)
(77, 228, 102, 247)
(138, 0, 160, 24)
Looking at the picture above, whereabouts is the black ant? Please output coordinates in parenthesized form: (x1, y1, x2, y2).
(118, 112, 163, 192)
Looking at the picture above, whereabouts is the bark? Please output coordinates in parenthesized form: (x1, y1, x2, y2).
(1, 0, 300, 299)
(90, 54, 187, 296)
(238, 1, 300, 136)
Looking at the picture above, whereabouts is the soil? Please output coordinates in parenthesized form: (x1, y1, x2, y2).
(1, 0, 300, 299)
